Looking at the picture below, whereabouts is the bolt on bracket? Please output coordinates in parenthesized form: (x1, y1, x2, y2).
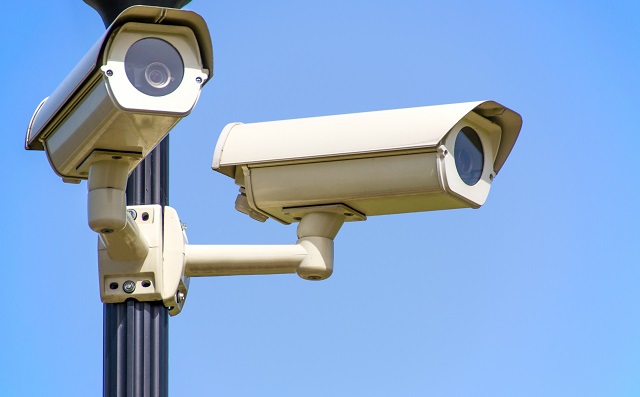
(98, 204, 189, 316)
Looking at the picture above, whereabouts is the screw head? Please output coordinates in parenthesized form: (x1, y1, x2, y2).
(195, 76, 203, 84)
(123, 280, 136, 294)
(106, 70, 113, 77)
(127, 209, 137, 220)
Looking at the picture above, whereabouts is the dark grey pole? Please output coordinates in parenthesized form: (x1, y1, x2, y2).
(103, 141, 170, 397)
(83, 1, 190, 396)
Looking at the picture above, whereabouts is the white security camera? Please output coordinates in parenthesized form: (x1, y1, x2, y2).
(23, 6, 213, 273)
(25, 6, 213, 183)
(212, 100, 522, 224)
(90, 100, 522, 307)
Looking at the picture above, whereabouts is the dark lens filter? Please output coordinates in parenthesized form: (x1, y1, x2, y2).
(454, 127, 484, 186)
(125, 38, 184, 97)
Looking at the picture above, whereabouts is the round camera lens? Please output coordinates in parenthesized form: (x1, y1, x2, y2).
(454, 127, 484, 186)
(124, 38, 184, 97)
(145, 62, 171, 88)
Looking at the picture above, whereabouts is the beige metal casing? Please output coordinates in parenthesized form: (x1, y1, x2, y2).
(212, 101, 522, 224)
(183, 211, 345, 281)
(25, 6, 213, 182)
(99, 205, 188, 316)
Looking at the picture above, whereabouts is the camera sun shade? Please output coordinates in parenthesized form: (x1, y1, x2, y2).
(25, 6, 213, 182)
(212, 101, 522, 224)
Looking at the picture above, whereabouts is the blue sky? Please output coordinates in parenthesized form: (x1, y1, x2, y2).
(2, 1, 640, 396)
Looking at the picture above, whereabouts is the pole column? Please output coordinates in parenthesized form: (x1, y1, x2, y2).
(104, 140, 170, 397)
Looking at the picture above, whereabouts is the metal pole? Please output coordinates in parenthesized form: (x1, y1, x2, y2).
(82, 2, 191, 396)
(103, 140, 170, 397)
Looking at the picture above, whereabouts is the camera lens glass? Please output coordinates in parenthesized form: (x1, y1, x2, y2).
(454, 127, 484, 186)
(125, 38, 184, 97)
(145, 62, 171, 88)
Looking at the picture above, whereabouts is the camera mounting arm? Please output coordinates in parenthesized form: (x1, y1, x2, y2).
(86, 154, 148, 262)
(185, 211, 345, 281)
(98, 205, 349, 316)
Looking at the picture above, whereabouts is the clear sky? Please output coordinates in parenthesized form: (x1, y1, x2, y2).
(2, 1, 640, 396)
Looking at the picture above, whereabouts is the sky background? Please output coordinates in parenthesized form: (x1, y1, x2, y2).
(2, 1, 640, 396)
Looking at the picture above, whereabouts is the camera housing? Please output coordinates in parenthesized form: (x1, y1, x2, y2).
(212, 101, 522, 224)
(25, 6, 213, 182)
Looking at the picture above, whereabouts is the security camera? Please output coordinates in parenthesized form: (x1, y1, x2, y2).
(212, 100, 522, 224)
(89, 100, 523, 306)
(25, 6, 213, 183)
(23, 6, 213, 268)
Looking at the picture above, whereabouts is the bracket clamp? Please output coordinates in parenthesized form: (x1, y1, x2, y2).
(98, 205, 189, 316)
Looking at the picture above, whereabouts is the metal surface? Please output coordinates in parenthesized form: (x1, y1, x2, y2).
(104, 300, 168, 397)
(99, 204, 189, 316)
(212, 101, 521, 177)
(104, 141, 170, 397)
(126, 139, 170, 207)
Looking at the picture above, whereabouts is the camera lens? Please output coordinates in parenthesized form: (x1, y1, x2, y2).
(454, 127, 484, 186)
(125, 38, 184, 97)
(145, 62, 171, 88)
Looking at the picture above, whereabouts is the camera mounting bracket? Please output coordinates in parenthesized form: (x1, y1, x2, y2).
(97, 205, 348, 315)
(99, 204, 189, 316)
